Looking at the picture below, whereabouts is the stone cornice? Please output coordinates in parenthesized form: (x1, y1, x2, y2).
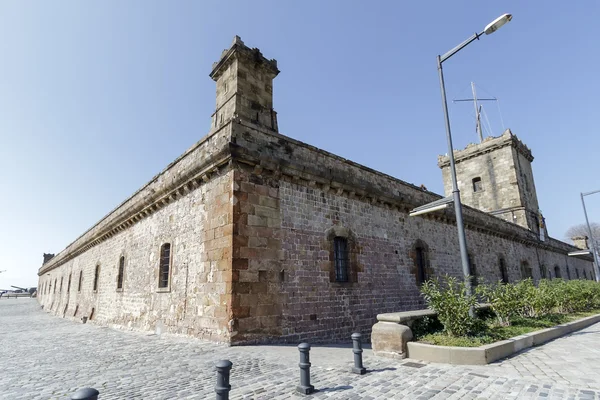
(38, 124, 235, 276)
(438, 129, 534, 168)
(209, 35, 279, 81)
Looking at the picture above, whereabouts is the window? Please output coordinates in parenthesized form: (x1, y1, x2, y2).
(412, 240, 430, 286)
(576, 269, 580, 279)
(472, 177, 483, 192)
(521, 261, 533, 279)
(67, 274, 72, 293)
(93, 264, 100, 292)
(554, 265, 561, 279)
(468, 254, 478, 287)
(78, 271, 83, 292)
(54, 279, 57, 293)
(117, 256, 125, 290)
(158, 243, 172, 289)
(333, 237, 349, 282)
(60, 277, 63, 293)
(499, 257, 509, 284)
(539, 264, 546, 280)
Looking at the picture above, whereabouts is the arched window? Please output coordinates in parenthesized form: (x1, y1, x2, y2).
(117, 256, 125, 290)
(78, 270, 83, 292)
(521, 261, 533, 279)
(539, 264, 546, 280)
(415, 246, 427, 285)
(67, 273, 72, 293)
(499, 256, 509, 284)
(412, 240, 430, 286)
(554, 265, 561, 279)
(93, 264, 100, 292)
(158, 243, 172, 289)
(333, 237, 349, 282)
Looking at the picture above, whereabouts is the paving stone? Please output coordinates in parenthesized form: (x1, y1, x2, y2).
(4, 299, 600, 399)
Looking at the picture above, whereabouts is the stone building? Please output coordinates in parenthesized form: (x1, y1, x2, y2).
(38, 36, 594, 344)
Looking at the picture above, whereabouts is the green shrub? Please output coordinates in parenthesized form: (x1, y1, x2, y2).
(476, 280, 521, 326)
(420, 275, 477, 337)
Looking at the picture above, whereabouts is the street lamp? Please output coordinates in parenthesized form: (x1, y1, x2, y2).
(436, 13, 512, 306)
(581, 189, 600, 281)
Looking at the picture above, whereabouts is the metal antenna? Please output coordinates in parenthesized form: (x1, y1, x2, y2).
(453, 81, 498, 142)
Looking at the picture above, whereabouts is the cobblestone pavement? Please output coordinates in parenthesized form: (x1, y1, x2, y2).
(2, 300, 600, 399)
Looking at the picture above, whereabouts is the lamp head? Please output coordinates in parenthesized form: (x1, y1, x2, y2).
(484, 13, 512, 35)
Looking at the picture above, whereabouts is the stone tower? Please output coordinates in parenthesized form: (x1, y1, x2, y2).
(438, 129, 547, 237)
(209, 36, 280, 132)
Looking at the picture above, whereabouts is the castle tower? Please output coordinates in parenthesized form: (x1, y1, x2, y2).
(209, 36, 280, 132)
(438, 129, 547, 237)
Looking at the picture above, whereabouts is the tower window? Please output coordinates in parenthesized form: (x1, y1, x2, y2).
(117, 256, 125, 290)
(472, 177, 483, 192)
(158, 243, 172, 289)
(333, 237, 349, 282)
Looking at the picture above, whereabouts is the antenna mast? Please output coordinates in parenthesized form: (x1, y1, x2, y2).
(453, 82, 498, 143)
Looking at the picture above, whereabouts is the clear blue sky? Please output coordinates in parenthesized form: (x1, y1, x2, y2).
(1, 1, 598, 288)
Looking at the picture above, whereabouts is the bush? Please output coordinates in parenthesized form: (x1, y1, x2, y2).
(420, 275, 477, 337)
(476, 280, 521, 326)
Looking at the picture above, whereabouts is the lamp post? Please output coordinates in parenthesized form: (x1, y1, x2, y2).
(437, 14, 512, 308)
(581, 189, 600, 281)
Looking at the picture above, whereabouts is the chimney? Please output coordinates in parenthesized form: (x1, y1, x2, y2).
(572, 236, 589, 250)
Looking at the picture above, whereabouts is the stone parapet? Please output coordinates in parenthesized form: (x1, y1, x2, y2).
(437, 129, 533, 168)
(38, 124, 234, 276)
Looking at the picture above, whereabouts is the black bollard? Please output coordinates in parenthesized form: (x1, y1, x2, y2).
(215, 360, 233, 400)
(351, 332, 367, 375)
(71, 388, 99, 400)
(297, 342, 315, 394)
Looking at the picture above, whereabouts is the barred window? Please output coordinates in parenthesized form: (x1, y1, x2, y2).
(158, 243, 171, 289)
(415, 245, 428, 286)
(333, 237, 349, 282)
(117, 256, 125, 289)
(78, 270, 83, 292)
(93, 264, 100, 292)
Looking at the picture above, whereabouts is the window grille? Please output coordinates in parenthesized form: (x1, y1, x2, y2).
(159, 243, 171, 288)
(333, 237, 349, 282)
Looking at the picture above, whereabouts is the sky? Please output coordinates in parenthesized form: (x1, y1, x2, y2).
(0, 1, 598, 289)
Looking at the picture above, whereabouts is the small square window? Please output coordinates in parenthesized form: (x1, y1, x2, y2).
(472, 177, 483, 192)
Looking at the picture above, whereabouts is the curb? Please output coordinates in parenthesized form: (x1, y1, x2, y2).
(406, 313, 600, 365)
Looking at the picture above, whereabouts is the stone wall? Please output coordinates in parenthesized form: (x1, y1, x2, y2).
(38, 123, 236, 342)
(227, 121, 595, 344)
